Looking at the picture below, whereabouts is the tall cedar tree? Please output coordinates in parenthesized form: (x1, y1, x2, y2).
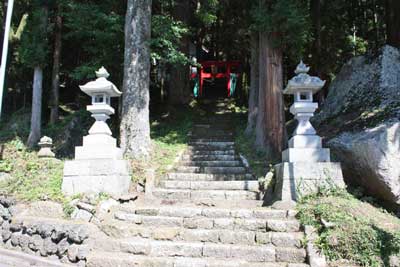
(20, 1, 49, 148)
(120, 0, 152, 158)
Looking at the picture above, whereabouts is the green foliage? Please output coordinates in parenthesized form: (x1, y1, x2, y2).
(297, 191, 400, 267)
(151, 15, 189, 65)
(19, 2, 49, 67)
(62, 1, 124, 81)
(0, 138, 64, 202)
(252, 0, 310, 58)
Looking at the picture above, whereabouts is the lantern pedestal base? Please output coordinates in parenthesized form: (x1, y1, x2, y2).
(282, 148, 331, 163)
(273, 162, 345, 202)
(62, 159, 131, 196)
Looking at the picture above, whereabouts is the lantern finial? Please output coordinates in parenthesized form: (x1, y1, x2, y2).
(95, 67, 110, 78)
(295, 60, 310, 75)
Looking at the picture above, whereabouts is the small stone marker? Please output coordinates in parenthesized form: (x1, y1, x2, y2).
(273, 61, 345, 208)
(61, 67, 131, 196)
(37, 136, 55, 158)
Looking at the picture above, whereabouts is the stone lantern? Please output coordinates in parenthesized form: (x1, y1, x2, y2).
(273, 61, 345, 208)
(62, 67, 131, 196)
(282, 61, 330, 162)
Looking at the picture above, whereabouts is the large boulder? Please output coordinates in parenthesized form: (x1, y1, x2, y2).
(314, 45, 400, 208)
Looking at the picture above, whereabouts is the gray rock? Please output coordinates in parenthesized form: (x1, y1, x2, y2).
(67, 244, 79, 262)
(72, 209, 93, 222)
(314, 45, 400, 208)
(390, 255, 400, 267)
(77, 202, 96, 214)
(0, 204, 11, 219)
(57, 238, 70, 256)
(0, 196, 16, 208)
(328, 122, 400, 205)
(0, 172, 11, 183)
(28, 234, 43, 251)
(44, 236, 58, 255)
(67, 225, 88, 244)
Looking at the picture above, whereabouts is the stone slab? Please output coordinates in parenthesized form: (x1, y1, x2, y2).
(282, 148, 330, 163)
(274, 162, 345, 201)
(288, 135, 322, 149)
(75, 145, 123, 160)
(62, 159, 131, 196)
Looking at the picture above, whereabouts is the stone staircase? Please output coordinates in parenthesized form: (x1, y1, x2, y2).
(87, 101, 309, 267)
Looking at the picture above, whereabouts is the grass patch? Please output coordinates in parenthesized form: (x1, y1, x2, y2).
(297, 189, 400, 267)
(232, 109, 269, 179)
(0, 138, 64, 202)
(129, 105, 194, 185)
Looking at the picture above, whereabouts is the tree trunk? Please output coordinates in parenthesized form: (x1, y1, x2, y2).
(27, 66, 43, 148)
(120, 0, 152, 158)
(168, 0, 191, 105)
(255, 32, 286, 159)
(50, 8, 62, 125)
(245, 33, 259, 135)
(386, 0, 400, 47)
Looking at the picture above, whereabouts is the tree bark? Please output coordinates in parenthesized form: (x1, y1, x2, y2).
(386, 0, 400, 47)
(255, 32, 286, 159)
(50, 7, 62, 125)
(168, 0, 191, 105)
(27, 66, 43, 148)
(120, 0, 152, 158)
(245, 33, 259, 135)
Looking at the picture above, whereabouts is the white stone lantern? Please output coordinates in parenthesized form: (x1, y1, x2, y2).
(282, 61, 330, 162)
(62, 67, 131, 196)
(272, 61, 345, 208)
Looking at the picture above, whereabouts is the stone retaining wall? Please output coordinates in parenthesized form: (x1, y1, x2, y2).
(0, 197, 90, 266)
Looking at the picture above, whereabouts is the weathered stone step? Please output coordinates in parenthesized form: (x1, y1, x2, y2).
(188, 144, 235, 151)
(92, 238, 306, 263)
(189, 141, 235, 146)
(185, 150, 236, 156)
(101, 222, 304, 247)
(151, 188, 260, 201)
(166, 173, 255, 181)
(114, 213, 301, 232)
(87, 252, 310, 267)
(118, 205, 294, 220)
(159, 180, 260, 191)
(175, 166, 247, 174)
(181, 154, 238, 161)
(179, 160, 243, 167)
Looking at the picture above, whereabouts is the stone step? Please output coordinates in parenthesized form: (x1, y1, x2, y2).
(92, 238, 307, 263)
(118, 205, 294, 220)
(189, 141, 235, 146)
(175, 166, 247, 174)
(179, 160, 243, 167)
(151, 188, 260, 201)
(188, 144, 235, 151)
(114, 213, 301, 232)
(159, 180, 260, 191)
(166, 173, 255, 181)
(181, 154, 239, 161)
(101, 222, 304, 247)
(87, 252, 310, 267)
(185, 150, 236, 156)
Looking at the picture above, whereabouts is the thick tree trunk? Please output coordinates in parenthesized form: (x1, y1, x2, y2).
(120, 0, 152, 158)
(245, 33, 259, 135)
(168, 0, 191, 105)
(27, 67, 43, 148)
(386, 0, 400, 47)
(50, 9, 62, 125)
(255, 32, 286, 159)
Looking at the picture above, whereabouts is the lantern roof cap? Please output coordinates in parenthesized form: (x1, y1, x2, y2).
(284, 61, 326, 95)
(80, 67, 122, 97)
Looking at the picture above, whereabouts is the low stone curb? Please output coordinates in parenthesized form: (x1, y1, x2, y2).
(0, 247, 73, 267)
(304, 225, 328, 267)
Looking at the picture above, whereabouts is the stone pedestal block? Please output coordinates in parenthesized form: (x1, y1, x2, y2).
(282, 148, 331, 163)
(274, 162, 345, 203)
(62, 159, 131, 196)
